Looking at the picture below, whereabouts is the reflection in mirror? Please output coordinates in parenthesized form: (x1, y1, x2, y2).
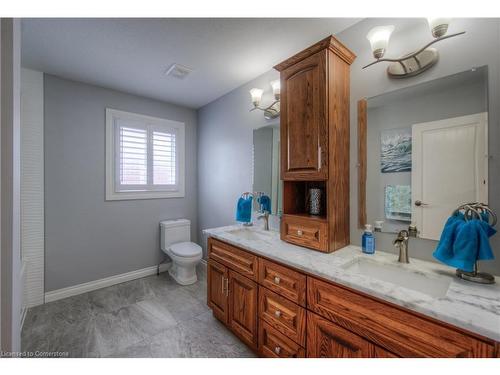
(361, 66, 488, 240)
(253, 124, 282, 215)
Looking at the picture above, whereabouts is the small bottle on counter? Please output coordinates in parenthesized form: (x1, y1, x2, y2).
(374, 220, 384, 232)
(362, 224, 375, 254)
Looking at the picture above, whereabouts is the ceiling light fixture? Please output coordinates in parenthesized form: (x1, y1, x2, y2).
(363, 19, 465, 78)
(249, 80, 280, 120)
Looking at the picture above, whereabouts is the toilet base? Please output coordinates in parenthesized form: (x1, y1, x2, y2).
(168, 262, 198, 285)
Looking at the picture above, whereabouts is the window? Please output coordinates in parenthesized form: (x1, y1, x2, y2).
(106, 108, 185, 200)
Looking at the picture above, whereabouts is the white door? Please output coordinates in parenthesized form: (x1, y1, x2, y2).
(412, 113, 488, 240)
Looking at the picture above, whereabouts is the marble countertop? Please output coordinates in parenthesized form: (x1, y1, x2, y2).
(203, 225, 500, 342)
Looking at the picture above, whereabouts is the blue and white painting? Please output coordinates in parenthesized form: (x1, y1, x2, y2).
(380, 128, 412, 173)
(384, 185, 412, 222)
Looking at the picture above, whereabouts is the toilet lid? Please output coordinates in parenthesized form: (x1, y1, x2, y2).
(169, 242, 202, 257)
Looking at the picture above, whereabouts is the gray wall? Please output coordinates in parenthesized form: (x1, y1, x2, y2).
(1, 18, 22, 353)
(44, 75, 198, 292)
(197, 18, 500, 275)
(197, 69, 279, 257)
(367, 73, 487, 233)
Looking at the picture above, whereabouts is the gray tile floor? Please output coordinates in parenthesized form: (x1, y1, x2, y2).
(22, 265, 255, 358)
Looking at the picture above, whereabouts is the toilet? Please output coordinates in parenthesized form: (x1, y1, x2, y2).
(160, 219, 203, 285)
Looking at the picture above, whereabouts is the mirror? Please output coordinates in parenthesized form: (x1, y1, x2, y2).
(359, 66, 489, 240)
(253, 124, 282, 215)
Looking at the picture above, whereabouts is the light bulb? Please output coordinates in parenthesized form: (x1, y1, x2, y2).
(427, 18, 451, 38)
(366, 25, 395, 59)
(249, 88, 263, 107)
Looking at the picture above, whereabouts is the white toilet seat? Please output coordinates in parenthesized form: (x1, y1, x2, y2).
(169, 241, 202, 258)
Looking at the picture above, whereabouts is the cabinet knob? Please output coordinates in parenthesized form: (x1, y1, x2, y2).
(297, 230, 303, 236)
(274, 346, 281, 355)
(274, 310, 282, 318)
(274, 276, 280, 284)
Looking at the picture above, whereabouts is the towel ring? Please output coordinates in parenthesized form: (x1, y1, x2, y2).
(477, 204, 497, 227)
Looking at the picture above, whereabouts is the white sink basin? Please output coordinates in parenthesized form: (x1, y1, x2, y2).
(226, 228, 269, 241)
(342, 258, 451, 298)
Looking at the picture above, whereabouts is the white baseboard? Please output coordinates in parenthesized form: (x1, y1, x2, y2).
(45, 262, 171, 303)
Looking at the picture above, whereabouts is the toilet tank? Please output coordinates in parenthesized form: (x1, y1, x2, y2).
(160, 219, 191, 250)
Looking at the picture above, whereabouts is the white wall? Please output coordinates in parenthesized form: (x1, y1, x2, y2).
(197, 18, 500, 275)
(20, 68, 44, 308)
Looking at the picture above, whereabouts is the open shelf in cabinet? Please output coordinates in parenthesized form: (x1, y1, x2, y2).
(283, 181, 327, 221)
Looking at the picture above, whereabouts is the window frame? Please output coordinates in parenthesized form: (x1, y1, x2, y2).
(105, 108, 185, 200)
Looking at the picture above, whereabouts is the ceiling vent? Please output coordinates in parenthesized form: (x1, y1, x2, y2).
(165, 63, 193, 79)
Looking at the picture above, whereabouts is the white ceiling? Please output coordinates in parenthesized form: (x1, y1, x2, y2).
(21, 18, 361, 109)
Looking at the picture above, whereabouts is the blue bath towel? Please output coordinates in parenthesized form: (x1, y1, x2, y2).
(236, 196, 253, 223)
(433, 214, 496, 272)
(258, 195, 271, 213)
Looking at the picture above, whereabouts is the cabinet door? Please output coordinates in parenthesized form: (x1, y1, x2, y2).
(228, 270, 258, 349)
(207, 259, 228, 324)
(307, 312, 372, 358)
(281, 50, 327, 180)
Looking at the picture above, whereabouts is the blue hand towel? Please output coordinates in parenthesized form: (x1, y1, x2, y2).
(236, 196, 253, 223)
(258, 195, 271, 213)
(433, 214, 496, 272)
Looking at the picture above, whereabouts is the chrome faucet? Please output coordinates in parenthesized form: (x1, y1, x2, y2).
(393, 229, 410, 263)
(258, 211, 270, 231)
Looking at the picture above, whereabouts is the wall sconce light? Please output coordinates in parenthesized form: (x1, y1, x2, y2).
(249, 80, 280, 120)
(363, 19, 465, 78)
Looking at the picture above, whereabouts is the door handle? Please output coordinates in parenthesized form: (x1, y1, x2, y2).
(225, 277, 229, 297)
(414, 200, 428, 207)
(221, 276, 225, 295)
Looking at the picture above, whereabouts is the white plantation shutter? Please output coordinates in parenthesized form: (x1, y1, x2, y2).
(107, 109, 185, 200)
(152, 129, 177, 186)
(119, 126, 148, 186)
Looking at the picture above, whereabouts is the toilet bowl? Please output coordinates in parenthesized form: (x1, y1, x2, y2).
(160, 219, 202, 285)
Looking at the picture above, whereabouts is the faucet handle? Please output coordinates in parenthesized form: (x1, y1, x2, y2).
(394, 229, 409, 244)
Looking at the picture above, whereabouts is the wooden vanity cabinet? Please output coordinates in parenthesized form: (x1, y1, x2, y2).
(207, 244, 258, 350)
(275, 35, 356, 253)
(207, 259, 228, 324)
(307, 312, 391, 358)
(228, 270, 259, 349)
(279, 50, 328, 181)
(207, 238, 498, 358)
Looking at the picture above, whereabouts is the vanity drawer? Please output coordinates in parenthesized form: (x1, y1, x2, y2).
(281, 215, 328, 252)
(259, 320, 305, 358)
(258, 258, 306, 306)
(208, 238, 258, 281)
(307, 276, 495, 357)
(259, 286, 306, 346)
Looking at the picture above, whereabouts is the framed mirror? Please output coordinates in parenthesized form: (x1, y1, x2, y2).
(253, 124, 282, 215)
(358, 66, 489, 240)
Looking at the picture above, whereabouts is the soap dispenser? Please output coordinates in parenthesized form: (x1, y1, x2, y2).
(362, 224, 375, 254)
